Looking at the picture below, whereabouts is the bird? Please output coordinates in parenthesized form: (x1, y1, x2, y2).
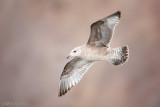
(58, 11, 129, 97)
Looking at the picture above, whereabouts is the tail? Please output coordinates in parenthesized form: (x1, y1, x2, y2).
(107, 45, 129, 65)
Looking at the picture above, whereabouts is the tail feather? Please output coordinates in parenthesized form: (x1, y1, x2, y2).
(107, 45, 129, 65)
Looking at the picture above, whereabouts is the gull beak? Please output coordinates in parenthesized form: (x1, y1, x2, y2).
(66, 55, 70, 59)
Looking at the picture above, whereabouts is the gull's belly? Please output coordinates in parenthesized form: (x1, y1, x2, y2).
(81, 46, 109, 61)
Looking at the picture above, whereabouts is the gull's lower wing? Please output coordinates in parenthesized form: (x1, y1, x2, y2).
(58, 57, 96, 97)
(87, 11, 121, 47)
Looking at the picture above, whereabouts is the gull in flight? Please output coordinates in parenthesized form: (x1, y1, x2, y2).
(58, 11, 129, 97)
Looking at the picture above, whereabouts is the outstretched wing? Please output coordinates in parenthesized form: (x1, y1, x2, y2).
(87, 11, 121, 47)
(58, 57, 95, 97)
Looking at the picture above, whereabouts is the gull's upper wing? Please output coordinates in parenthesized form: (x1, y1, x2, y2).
(87, 11, 121, 47)
(58, 57, 96, 97)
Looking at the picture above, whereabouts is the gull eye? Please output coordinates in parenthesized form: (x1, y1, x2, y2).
(73, 50, 76, 53)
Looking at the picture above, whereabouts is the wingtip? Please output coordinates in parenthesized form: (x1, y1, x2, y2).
(58, 88, 70, 97)
(108, 11, 121, 19)
(115, 11, 121, 18)
(58, 94, 63, 97)
(58, 92, 62, 97)
(58, 91, 65, 97)
(58, 79, 73, 97)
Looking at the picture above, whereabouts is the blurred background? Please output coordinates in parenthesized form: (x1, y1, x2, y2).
(0, 0, 160, 107)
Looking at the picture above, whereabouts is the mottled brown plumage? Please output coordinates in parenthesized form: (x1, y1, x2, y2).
(88, 11, 121, 47)
(58, 11, 129, 97)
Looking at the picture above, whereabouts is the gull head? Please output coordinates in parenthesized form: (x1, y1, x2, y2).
(66, 45, 85, 59)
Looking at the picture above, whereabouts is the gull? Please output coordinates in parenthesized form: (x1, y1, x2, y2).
(58, 11, 129, 97)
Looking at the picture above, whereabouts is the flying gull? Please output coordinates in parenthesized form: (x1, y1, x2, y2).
(58, 11, 129, 97)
